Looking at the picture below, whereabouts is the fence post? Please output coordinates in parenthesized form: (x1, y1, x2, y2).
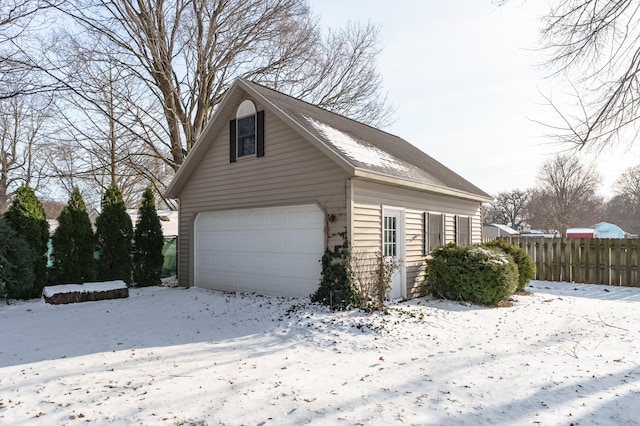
(573, 239, 582, 283)
(585, 239, 593, 284)
(612, 240, 621, 286)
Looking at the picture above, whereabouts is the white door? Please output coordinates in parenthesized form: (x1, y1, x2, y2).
(194, 204, 325, 297)
(383, 209, 405, 299)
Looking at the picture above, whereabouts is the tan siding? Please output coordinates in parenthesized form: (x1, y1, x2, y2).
(444, 214, 455, 244)
(405, 210, 426, 298)
(177, 104, 349, 287)
(352, 203, 381, 252)
(351, 179, 484, 298)
(471, 209, 482, 243)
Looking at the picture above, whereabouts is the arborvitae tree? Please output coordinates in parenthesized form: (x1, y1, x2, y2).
(3, 186, 49, 298)
(132, 188, 164, 287)
(49, 188, 96, 284)
(0, 218, 35, 300)
(95, 185, 133, 284)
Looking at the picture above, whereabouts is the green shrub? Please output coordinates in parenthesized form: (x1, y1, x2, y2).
(0, 218, 35, 299)
(425, 243, 518, 306)
(311, 232, 357, 311)
(95, 185, 133, 284)
(483, 239, 535, 291)
(49, 188, 96, 285)
(132, 188, 164, 287)
(3, 187, 49, 297)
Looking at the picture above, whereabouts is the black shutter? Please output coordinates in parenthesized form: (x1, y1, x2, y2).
(256, 110, 265, 157)
(422, 212, 426, 256)
(229, 119, 236, 163)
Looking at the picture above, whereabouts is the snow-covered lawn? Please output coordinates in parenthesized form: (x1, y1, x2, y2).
(1, 280, 638, 425)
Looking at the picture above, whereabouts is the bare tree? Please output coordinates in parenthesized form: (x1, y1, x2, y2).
(53, 0, 393, 190)
(613, 164, 640, 206)
(484, 189, 530, 229)
(527, 154, 602, 234)
(0, 0, 63, 100)
(0, 94, 52, 212)
(603, 164, 640, 233)
(51, 36, 164, 208)
(534, 1, 640, 151)
(602, 194, 638, 235)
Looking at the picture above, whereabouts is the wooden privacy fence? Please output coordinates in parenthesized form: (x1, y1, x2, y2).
(497, 237, 639, 287)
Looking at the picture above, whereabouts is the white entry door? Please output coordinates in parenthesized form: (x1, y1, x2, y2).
(383, 208, 405, 299)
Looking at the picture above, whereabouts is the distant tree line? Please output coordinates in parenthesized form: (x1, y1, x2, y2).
(483, 154, 640, 236)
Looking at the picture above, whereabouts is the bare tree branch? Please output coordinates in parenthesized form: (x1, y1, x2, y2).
(536, 1, 640, 151)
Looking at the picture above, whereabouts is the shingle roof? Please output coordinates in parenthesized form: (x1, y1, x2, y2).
(243, 80, 492, 201)
(166, 78, 492, 202)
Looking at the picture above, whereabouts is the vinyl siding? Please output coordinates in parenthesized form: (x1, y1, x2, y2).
(444, 214, 456, 244)
(177, 100, 349, 287)
(350, 179, 483, 298)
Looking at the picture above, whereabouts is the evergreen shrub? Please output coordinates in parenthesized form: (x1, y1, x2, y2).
(483, 239, 535, 291)
(0, 218, 35, 299)
(3, 187, 49, 297)
(132, 188, 164, 287)
(49, 188, 96, 284)
(95, 185, 133, 284)
(425, 243, 518, 306)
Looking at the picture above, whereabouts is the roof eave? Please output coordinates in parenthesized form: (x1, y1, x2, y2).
(353, 169, 494, 203)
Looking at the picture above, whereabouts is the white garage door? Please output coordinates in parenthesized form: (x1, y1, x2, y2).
(194, 204, 325, 297)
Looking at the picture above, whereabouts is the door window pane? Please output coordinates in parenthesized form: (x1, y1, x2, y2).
(383, 215, 397, 257)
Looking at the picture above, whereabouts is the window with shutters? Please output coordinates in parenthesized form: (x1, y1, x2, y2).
(230, 100, 264, 162)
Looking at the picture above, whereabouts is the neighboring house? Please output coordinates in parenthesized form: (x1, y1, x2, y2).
(165, 78, 493, 299)
(127, 209, 179, 238)
(47, 219, 58, 236)
(87, 208, 179, 238)
(566, 228, 597, 238)
(593, 222, 629, 239)
(520, 230, 559, 238)
(483, 223, 520, 239)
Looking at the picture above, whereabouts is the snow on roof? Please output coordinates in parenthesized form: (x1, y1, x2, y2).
(566, 228, 596, 234)
(304, 116, 442, 186)
(305, 116, 410, 172)
(487, 223, 520, 235)
(43, 280, 127, 297)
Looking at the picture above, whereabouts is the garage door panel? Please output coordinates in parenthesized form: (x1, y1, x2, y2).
(194, 204, 324, 297)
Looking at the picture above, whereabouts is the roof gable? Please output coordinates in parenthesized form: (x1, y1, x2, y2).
(166, 78, 492, 201)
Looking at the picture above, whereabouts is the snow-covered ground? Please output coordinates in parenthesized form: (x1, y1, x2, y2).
(1, 280, 638, 425)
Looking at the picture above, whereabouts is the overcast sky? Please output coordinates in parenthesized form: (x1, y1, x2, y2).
(311, 1, 640, 198)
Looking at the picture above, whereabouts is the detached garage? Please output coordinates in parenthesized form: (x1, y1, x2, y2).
(165, 78, 492, 299)
(194, 205, 325, 297)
